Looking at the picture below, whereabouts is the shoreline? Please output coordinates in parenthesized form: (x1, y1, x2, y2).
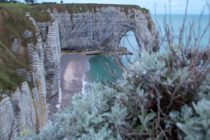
(47, 54, 91, 121)
(61, 48, 133, 55)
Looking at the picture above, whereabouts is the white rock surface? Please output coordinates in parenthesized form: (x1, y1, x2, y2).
(0, 16, 61, 140)
(54, 6, 156, 51)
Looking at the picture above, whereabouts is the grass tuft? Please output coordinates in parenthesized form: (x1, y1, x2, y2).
(0, 42, 27, 93)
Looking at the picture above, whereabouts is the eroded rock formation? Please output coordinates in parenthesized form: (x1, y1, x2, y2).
(55, 6, 155, 51)
(0, 14, 61, 140)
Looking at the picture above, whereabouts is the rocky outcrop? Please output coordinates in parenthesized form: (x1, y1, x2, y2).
(0, 14, 61, 140)
(11, 39, 20, 54)
(0, 83, 36, 140)
(55, 6, 156, 51)
(42, 16, 61, 98)
(22, 30, 33, 39)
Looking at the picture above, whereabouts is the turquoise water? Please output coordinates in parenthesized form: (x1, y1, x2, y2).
(88, 14, 209, 82)
(88, 31, 139, 82)
(88, 55, 121, 82)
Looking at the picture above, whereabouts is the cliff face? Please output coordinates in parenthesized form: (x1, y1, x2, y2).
(55, 6, 155, 51)
(0, 14, 61, 140)
(37, 14, 61, 98)
(0, 5, 155, 140)
(0, 83, 36, 139)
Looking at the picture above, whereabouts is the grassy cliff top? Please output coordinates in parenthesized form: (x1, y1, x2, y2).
(0, 3, 149, 14)
(35, 3, 149, 14)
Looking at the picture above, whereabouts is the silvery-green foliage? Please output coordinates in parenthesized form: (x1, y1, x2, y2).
(170, 97, 210, 140)
(17, 83, 126, 140)
(17, 46, 209, 140)
(129, 50, 167, 78)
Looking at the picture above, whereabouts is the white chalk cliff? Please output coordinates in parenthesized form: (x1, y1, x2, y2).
(0, 5, 156, 140)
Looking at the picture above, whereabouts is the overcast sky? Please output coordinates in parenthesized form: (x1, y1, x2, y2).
(31, 0, 209, 14)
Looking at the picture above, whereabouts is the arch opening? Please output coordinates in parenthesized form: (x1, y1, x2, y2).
(119, 31, 139, 66)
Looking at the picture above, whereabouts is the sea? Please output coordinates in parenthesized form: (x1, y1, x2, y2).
(82, 14, 209, 93)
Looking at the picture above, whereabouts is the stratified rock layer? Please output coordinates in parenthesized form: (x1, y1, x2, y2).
(0, 15, 61, 140)
(55, 7, 155, 51)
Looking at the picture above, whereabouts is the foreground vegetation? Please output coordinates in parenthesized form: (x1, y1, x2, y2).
(17, 44, 209, 139)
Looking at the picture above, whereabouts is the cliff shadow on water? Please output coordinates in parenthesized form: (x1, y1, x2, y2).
(48, 54, 123, 120)
(48, 54, 90, 120)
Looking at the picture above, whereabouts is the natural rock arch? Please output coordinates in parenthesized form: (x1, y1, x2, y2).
(36, 6, 156, 98)
(119, 30, 139, 53)
(54, 6, 155, 52)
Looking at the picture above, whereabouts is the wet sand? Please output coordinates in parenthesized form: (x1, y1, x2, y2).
(47, 54, 90, 120)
